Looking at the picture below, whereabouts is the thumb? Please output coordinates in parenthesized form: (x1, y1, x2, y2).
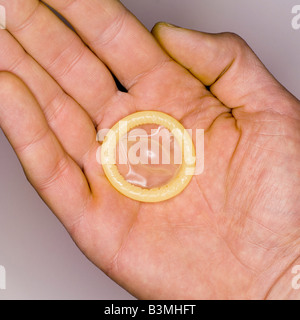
(152, 23, 298, 115)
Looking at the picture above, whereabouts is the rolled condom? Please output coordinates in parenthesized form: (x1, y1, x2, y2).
(100, 111, 196, 202)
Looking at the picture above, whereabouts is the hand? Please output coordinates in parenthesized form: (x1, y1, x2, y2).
(0, 0, 299, 299)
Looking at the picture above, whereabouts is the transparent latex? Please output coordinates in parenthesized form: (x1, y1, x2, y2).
(116, 124, 181, 189)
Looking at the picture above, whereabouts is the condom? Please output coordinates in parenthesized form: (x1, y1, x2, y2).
(101, 111, 196, 202)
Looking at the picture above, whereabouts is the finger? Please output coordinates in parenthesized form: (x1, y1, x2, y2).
(152, 24, 298, 115)
(0, 29, 97, 168)
(0, 72, 91, 230)
(44, 0, 171, 89)
(1, 0, 117, 122)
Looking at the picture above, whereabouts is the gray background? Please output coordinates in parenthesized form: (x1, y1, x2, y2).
(0, 0, 299, 300)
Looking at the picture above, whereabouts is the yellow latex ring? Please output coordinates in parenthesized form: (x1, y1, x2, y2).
(101, 111, 196, 202)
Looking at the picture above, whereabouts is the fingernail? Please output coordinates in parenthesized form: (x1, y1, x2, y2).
(161, 22, 181, 29)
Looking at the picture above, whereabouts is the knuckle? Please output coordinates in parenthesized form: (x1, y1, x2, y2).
(220, 32, 249, 55)
(91, 9, 127, 47)
(225, 32, 244, 42)
(35, 155, 70, 192)
(12, 1, 40, 33)
(0, 71, 24, 96)
(222, 32, 245, 44)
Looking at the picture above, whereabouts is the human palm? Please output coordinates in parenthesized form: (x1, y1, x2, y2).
(0, 0, 300, 299)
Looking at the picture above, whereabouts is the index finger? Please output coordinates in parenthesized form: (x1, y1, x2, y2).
(44, 0, 171, 89)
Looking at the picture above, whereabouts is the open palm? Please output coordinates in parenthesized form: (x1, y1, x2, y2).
(1, 0, 300, 299)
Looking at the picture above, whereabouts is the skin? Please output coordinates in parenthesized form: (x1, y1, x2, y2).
(0, 0, 299, 299)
